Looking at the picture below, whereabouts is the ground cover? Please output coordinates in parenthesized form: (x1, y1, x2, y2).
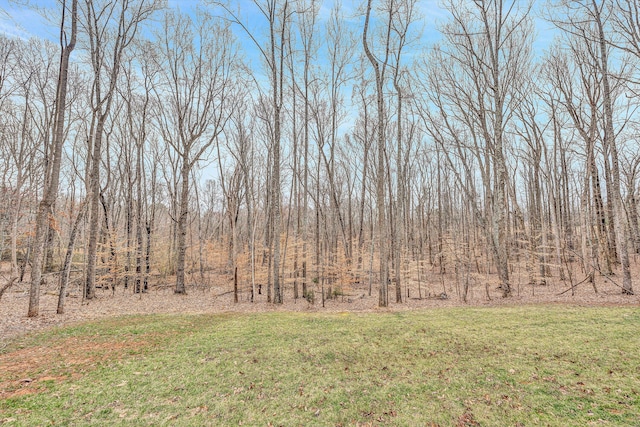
(1, 307, 639, 426)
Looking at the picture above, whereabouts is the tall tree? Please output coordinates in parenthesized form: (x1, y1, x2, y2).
(27, 0, 78, 317)
(297, 0, 319, 300)
(549, 0, 634, 295)
(417, 0, 534, 297)
(83, 0, 160, 300)
(390, 0, 419, 303)
(590, 0, 633, 294)
(215, 0, 293, 303)
(363, 0, 394, 307)
(151, 9, 237, 294)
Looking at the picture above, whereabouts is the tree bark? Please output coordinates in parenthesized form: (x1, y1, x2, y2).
(175, 159, 189, 294)
(592, 0, 633, 294)
(28, 0, 77, 317)
(57, 200, 86, 314)
(363, 0, 389, 307)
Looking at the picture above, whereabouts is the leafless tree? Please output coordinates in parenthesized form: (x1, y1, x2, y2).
(151, 9, 238, 294)
(82, 0, 161, 300)
(28, 0, 77, 317)
(363, 0, 394, 306)
(548, 0, 633, 295)
(416, 0, 534, 297)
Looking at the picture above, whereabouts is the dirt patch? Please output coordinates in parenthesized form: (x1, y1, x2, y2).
(0, 335, 151, 399)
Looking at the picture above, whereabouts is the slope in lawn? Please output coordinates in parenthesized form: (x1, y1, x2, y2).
(1, 307, 639, 426)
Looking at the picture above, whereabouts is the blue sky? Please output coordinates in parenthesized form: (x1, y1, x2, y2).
(0, 0, 54, 40)
(0, 0, 556, 67)
(0, 0, 446, 46)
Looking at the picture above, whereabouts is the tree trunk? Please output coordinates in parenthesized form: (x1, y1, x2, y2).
(85, 115, 107, 300)
(592, 0, 633, 294)
(28, 0, 77, 317)
(57, 200, 86, 314)
(175, 159, 189, 294)
(363, 0, 389, 307)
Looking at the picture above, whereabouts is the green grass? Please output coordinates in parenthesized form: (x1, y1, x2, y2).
(1, 307, 639, 426)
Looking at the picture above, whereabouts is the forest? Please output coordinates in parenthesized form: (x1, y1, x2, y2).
(1, 0, 639, 319)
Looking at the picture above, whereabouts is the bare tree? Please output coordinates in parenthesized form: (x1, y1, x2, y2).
(215, 0, 295, 303)
(28, 0, 77, 317)
(305, 1, 356, 301)
(416, 0, 534, 297)
(151, 9, 237, 294)
(549, 0, 633, 295)
(3, 46, 39, 279)
(543, 42, 608, 285)
(363, 0, 394, 306)
(83, 0, 160, 300)
(0, 35, 18, 111)
(297, 0, 319, 301)
(390, 0, 419, 303)
(591, 0, 633, 295)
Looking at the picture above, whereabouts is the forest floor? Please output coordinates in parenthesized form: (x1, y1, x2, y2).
(2, 259, 639, 344)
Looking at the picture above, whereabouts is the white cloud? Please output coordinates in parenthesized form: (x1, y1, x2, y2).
(0, 20, 31, 40)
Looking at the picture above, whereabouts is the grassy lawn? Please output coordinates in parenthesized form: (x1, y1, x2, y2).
(1, 306, 639, 426)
